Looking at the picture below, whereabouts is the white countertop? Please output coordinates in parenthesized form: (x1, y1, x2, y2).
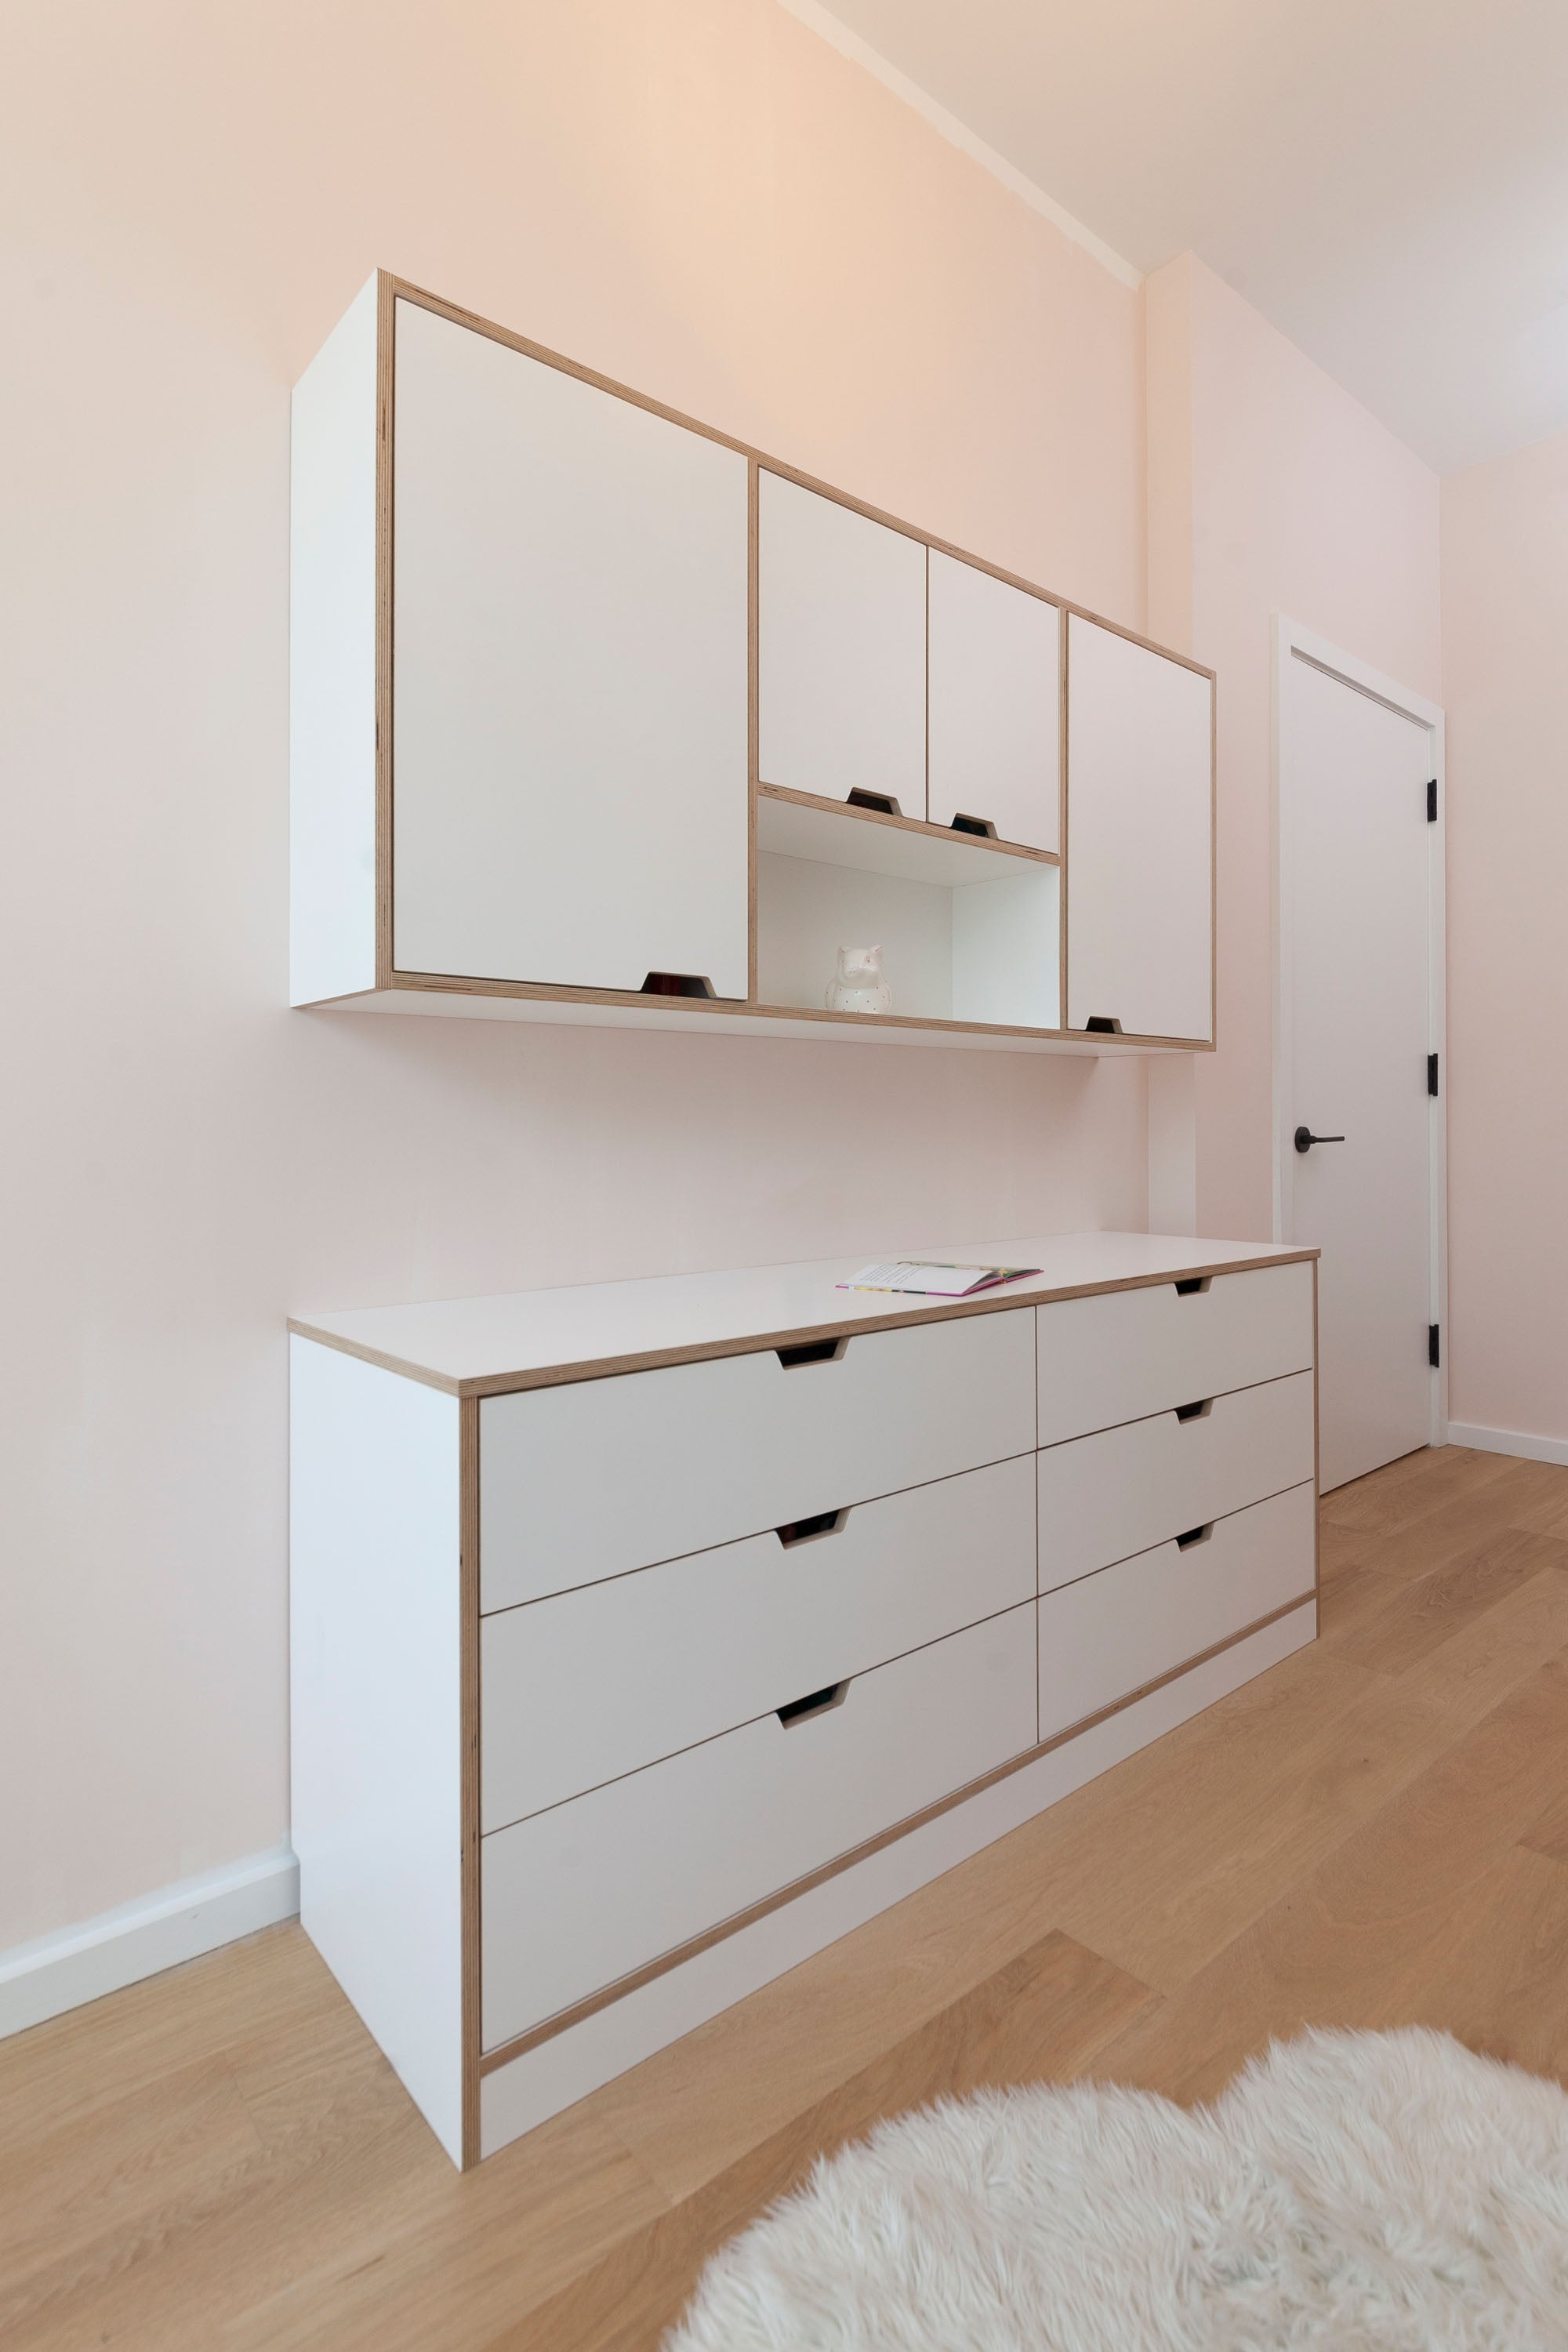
(290, 1231, 1316, 1397)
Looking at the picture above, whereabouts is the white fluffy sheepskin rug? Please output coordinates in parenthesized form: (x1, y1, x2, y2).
(665, 2027, 1568, 2350)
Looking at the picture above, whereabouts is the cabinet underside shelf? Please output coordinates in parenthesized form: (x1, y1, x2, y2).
(305, 981, 1201, 1053)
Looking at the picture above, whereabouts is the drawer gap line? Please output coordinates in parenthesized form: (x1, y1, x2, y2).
(480, 1588, 1045, 1837)
(1037, 1474, 1315, 1595)
(1036, 1363, 1315, 1449)
(478, 1450, 1040, 1617)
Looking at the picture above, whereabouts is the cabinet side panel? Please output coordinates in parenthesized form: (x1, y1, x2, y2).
(289, 275, 379, 1004)
(289, 1336, 463, 2162)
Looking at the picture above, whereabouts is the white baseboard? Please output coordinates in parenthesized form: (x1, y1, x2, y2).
(1447, 1421, 1568, 1468)
(0, 1845, 299, 2042)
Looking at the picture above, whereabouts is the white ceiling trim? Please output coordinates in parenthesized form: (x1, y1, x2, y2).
(775, 0, 1143, 292)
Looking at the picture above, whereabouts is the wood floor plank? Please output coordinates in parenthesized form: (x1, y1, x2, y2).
(989, 1565, 1568, 1995)
(219, 2102, 671, 2352)
(2, 1971, 670, 2352)
(505, 1933, 1152, 2352)
(0, 2056, 265, 2343)
(1322, 1530, 1568, 1675)
(1516, 1764, 1568, 1864)
(1319, 1445, 1512, 1535)
(1315, 1559, 1403, 1639)
(1316, 1517, 1371, 1584)
(0, 1922, 336, 2162)
(1393, 1842, 1568, 2080)
(1348, 1462, 1568, 1584)
(1087, 1649, 1568, 2106)
(1478, 1459, 1568, 1540)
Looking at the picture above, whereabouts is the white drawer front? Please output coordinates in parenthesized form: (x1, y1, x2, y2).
(1038, 1482, 1316, 1740)
(481, 1602, 1037, 2048)
(1036, 1261, 1313, 1446)
(1037, 1370, 1315, 1593)
(482, 1454, 1034, 1830)
(479, 1308, 1035, 1610)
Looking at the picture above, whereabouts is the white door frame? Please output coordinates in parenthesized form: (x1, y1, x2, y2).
(1271, 615, 1448, 1448)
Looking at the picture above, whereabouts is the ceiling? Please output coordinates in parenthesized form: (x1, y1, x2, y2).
(795, 0, 1568, 474)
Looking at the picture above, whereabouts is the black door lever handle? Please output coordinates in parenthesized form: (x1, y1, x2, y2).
(1294, 1126, 1346, 1153)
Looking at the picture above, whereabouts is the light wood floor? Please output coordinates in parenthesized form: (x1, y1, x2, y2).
(11, 1443, 1568, 2350)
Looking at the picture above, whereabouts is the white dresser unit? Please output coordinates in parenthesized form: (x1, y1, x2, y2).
(290, 1232, 1317, 2169)
(290, 271, 1212, 1054)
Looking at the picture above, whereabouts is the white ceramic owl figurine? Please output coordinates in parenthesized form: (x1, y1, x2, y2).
(826, 944, 891, 1014)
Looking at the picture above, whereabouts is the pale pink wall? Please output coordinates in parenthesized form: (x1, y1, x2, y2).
(1147, 255, 1442, 1240)
(1442, 429, 1568, 1445)
(0, 2, 1150, 1947)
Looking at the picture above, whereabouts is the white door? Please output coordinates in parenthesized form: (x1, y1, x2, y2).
(1277, 630, 1443, 1490)
(391, 299, 750, 997)
(1065, 615, 1213, 1042)
(757, 471, 926, 813)
(927, 551, 1060, 851)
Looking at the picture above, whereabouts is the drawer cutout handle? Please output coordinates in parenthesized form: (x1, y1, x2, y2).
(778, 1680, 848, 1727)
(640, 971, 716, 999)
(1174, 1397, 1213, 1423)
(847, 789, 902, 817)
(1176, 1523, 1213, 1550)
(1084, 1015, 1123, 1035)
(1174, 1276, 1210, 1296)
(776, 1507, 849, 1548)
(949, 811, 999, 839)
(776, 1336, 848, 1369)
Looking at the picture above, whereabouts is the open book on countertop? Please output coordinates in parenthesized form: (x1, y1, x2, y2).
(836, 1261, 1042, 1298)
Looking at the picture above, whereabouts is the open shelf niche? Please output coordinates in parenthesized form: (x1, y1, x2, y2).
(756, 789, 1061, 1031)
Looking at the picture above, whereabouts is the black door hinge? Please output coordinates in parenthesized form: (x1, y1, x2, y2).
(1427, 778, 1438, 822)
(1429, 1323, 1440, 1369)
(1428, 1052, 1439, 1097)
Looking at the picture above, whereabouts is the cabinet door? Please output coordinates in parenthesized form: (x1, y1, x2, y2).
(391, 299, 750, 996)
(927, 552, 1059, 851)
(1066, 615, 1213, 1042)
(757, 471, 926, 811)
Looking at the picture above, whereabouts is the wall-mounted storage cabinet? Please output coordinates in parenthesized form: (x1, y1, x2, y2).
(291, 272, 1214, 1054)
(1066, 614, 1214, 1045)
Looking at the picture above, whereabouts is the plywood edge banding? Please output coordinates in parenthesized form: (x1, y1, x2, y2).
(458, 1397, 482, 2169)
(1064, 599, 1217, 685)
(746, 456, 760, 1006)
(290, 1253, 1320, 1399)
(476, 1591, 1315, 2074)
(375, 281, 1097, 641)
(296, 987, 1216, 1051)
(757, 783, 1060, 867)
(374, 272, 397, 992)
(384, 967, 1066, 1040)
(384, 971, 1204, 1051)
(285, 1322, 466, 1396)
